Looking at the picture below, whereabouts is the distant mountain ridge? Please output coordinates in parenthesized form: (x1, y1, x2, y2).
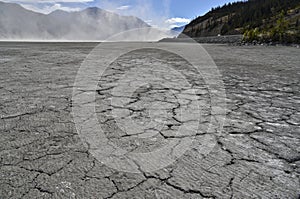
(181, 0, 300, 43)
(171, 25, 185, 33)
(0, 1, 149, 40)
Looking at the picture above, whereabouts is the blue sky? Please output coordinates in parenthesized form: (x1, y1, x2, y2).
(5, 0, 240, 28)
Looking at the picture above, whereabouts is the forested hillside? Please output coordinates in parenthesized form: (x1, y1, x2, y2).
(181, 0, 300, 43)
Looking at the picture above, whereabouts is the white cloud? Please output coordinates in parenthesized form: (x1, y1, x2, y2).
(20, 3, 82, 14)
(169, 24, 181, 29)
(116, 5, 131, 10)
(165, 17, 191, 24)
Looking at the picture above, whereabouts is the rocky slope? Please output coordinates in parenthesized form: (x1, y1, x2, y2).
(181, 0, 300, 43)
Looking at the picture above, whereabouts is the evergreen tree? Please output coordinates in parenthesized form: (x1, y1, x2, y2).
(182, 0, 300, 43)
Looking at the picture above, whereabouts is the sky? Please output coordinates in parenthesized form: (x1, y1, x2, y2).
(4, 0, 240, 28)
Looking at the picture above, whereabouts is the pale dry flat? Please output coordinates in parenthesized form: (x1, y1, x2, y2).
(0, 42, 299, 198)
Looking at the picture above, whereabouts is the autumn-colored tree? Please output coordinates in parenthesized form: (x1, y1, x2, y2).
(276, 11, 289, 42)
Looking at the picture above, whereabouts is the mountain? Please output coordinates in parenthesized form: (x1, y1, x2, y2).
(0, 1, 149, 40)
(180, 0, 300, 43)
(171, 25, 185, 33)
(166, 25, 186, 38)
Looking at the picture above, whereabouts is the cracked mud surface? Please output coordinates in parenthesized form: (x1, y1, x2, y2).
(0, 42, 299, 198)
